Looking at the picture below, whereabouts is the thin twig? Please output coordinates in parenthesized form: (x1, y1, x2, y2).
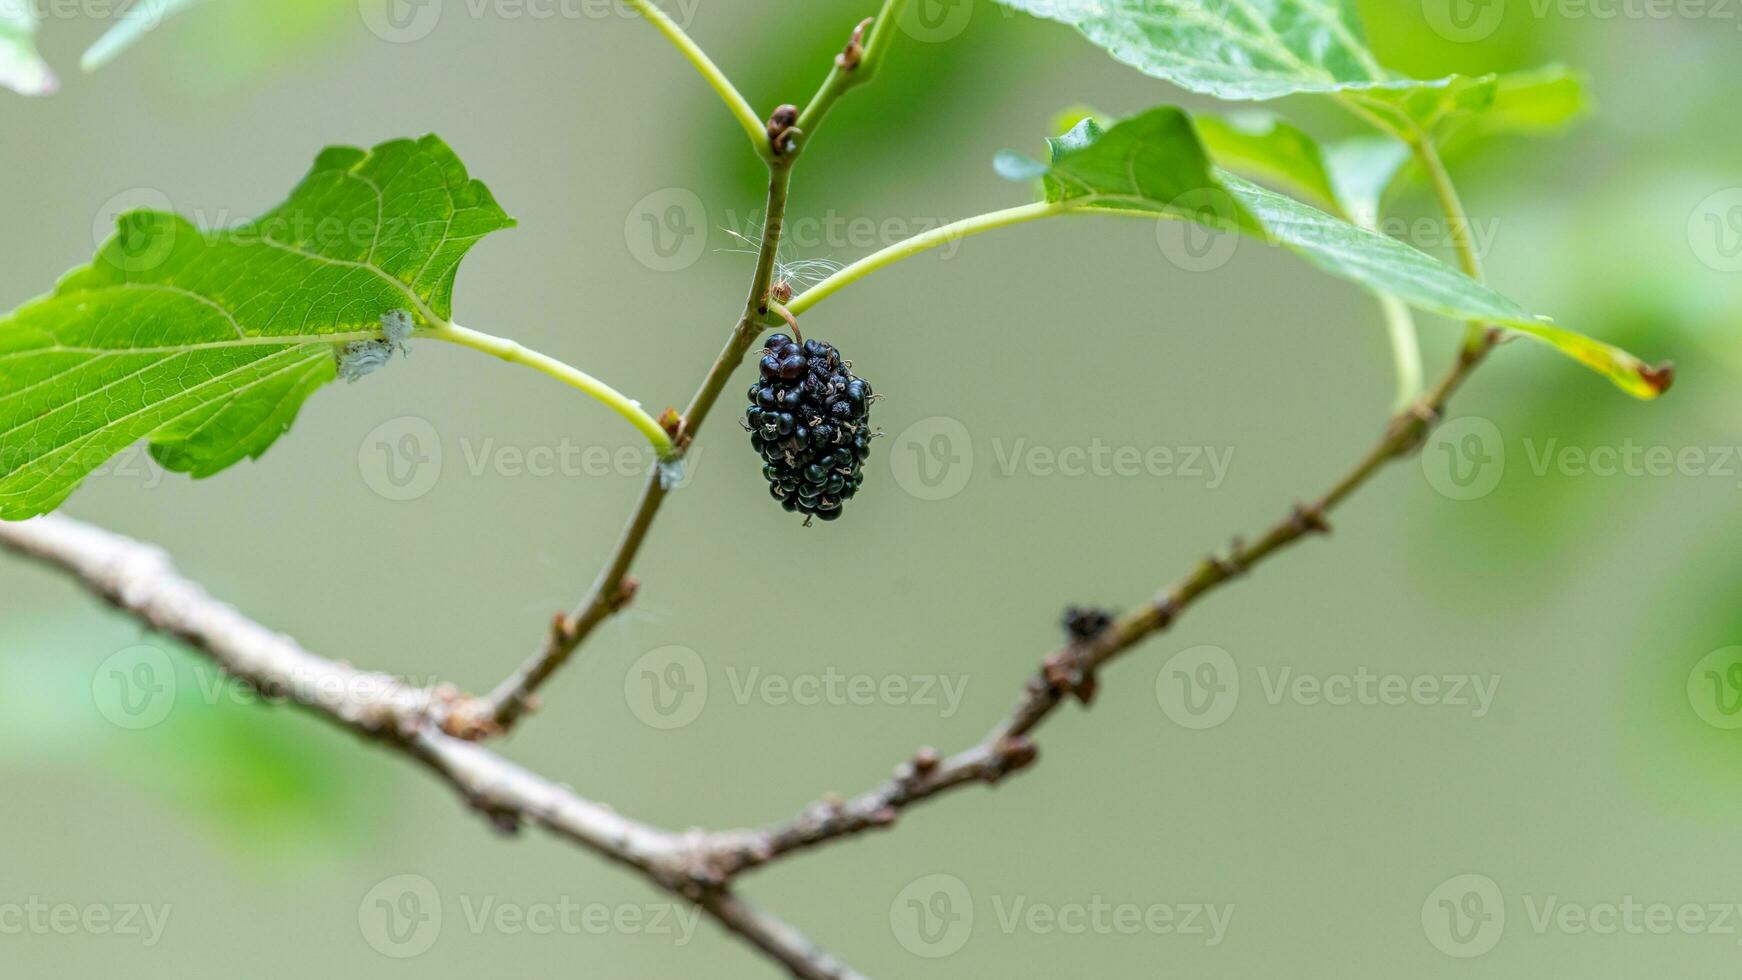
(0, 513, 859, 977)
(699, 333, 1500, 876)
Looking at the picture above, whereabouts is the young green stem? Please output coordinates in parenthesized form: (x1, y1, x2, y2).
(426, 322, 674, 456)
(785, 200, 1068, 318)
(1377, 293, 1424, 409)
(795, 0, 911, 136)
(1412, 134, 1490, 352)
(624, 0, 771, 161)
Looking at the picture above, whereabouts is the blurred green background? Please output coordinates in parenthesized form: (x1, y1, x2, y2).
(2, 0, 1740, 976)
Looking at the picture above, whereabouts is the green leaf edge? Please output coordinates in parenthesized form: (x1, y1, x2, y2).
(1026, 107, 1672, 401)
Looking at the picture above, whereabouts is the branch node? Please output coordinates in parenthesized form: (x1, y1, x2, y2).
(1152, 596, 1178, 630)
(607, 577, 641, 613)
(1291, 503, 1332, 537)
(835, 17, 874, 71)
(1040, 648, 1100, 706)
(551, 611, 577, 643)
(993, 736, 1038, 777)
(658, 407, 683, 440)
(767, 104, 800, 156)
(1211, 539, 1248, 579)
(912, 745, 939, 775)
(440, 696, 505, 741)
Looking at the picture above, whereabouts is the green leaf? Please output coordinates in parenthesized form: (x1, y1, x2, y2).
(1199, 67, 1587, 215)
(992, 0, 1446, 102)
(1322, 136, 1411, 224)
(1348, 66, 1589, 143)
(1195, 111, 1341, 211)
(1021, 107, 1670, 399)
(81, 0, 207, 72)
(991, 2, 1587, 148)
(0, 2, 56, 96)
(0, 135, 515, 520)
(1346, 73, 1499, 136)
(1442, 65, 1591, 149)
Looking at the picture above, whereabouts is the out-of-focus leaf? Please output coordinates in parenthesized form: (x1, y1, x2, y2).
(1196, 111, 1341, 211)
(0, 1, 56, 96)
(1351, 65, 1590, 145)
(82, 0, 208, 72)
(0, 622, 381, 859)
(113, 655, 374, 855)
(1323, 136, 1412, 224)
(1442, 65, 1592, 150)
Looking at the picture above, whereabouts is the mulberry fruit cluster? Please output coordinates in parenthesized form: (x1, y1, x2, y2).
(745, 334, 873, 522)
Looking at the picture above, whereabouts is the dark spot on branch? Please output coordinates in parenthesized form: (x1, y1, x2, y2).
(1061, 605, 1115, 645)
(1641, 361, 1675, 395)
(1291, 503, 1331, 537)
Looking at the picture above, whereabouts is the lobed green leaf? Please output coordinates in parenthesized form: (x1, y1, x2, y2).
(0, 135, 515, 519)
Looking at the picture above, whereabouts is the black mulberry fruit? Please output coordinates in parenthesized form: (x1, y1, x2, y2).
(745, 334, 873, 522)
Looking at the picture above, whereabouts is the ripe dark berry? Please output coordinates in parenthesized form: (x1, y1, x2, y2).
(744, 334, 875, 523)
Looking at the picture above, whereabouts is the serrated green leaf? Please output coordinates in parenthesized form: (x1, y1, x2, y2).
(0, 1, 56, 96)
(81, 0, 207, 72)
(1025, 107, 1669, 399)
(992, 0, 1452, 102)
(0, 135, 515, 520)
